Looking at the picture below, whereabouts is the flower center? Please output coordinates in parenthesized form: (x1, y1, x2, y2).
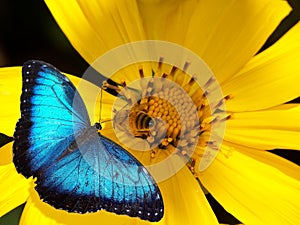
(128, 85, 199, 150)
(106, 58, 228, 179)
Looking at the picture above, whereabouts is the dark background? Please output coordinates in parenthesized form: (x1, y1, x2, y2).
(0, 1, 299, 224)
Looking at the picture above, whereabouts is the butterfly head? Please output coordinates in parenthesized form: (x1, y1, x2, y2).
(94, 122, 102, 130)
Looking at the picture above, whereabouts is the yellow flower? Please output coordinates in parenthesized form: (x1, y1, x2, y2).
(1, 1, 300, 225)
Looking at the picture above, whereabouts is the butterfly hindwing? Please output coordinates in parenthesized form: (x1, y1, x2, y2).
(13, 60, 164, 222)
(35, 130, 163, 221)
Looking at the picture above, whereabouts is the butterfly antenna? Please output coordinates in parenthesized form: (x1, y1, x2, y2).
(98, 87, 103, 124)
(98, 87, 113, 125)
(100, 119, 112, 124)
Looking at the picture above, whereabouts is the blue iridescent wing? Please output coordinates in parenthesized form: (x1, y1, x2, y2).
(13, 60, 164, 222)
(36, 131, 163, 221)
(13, 60, 89, 177)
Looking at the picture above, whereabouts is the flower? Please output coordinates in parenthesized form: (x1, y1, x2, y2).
(1, 0, 300, 225)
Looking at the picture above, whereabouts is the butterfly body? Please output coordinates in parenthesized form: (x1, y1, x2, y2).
(13, 60, 164, 222)
(62, 123, 101, 156)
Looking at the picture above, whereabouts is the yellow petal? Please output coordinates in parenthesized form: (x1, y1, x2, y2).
(0, 67, 22, 136)
(19, 158, 217, 225)
(224, 141, 300, 181)
(160, 163, 219, 225)
(99, 90, 115, 119)
(184, 0, 290, 84)
(223, 22, 300, 112)
(46, 0, 289, 85)
(0, 163, 32, 217)
(137, 0, 198, 43)
(0, 142, 13, 166)
(200, 143, 300, 225)
(73, 77, 118, 123)
(45, 0, 146, 64)
(224, 104, 300, 150)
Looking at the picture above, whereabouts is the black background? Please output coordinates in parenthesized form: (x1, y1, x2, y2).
(0, 1, 299, 224)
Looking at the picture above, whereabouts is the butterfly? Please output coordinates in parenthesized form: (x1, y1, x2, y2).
(13, 60, 164, 222)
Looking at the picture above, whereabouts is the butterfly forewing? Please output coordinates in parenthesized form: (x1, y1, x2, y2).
(14, 61, 89, 177)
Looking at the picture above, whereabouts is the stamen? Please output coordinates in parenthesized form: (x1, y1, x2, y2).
(139, 67, 144, 78)
(162, 72, 168, 78)
(183, 76, 195, 93)
(214, 98, 225, 110)
(169, 66, 178, 78)
(220, 114, 232, 122)
(120, 80, 127, 87)
(102, 81, 121, 92)
(183, 61, 190, 72)
(158, 57, 164, 72)
(224, 94, 232, 100)
(204, 76, 215, 89)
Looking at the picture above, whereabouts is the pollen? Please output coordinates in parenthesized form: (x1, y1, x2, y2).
(110, 58, 228, 178)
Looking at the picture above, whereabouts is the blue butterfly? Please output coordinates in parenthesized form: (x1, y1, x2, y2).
(13, 60, 164, 222)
